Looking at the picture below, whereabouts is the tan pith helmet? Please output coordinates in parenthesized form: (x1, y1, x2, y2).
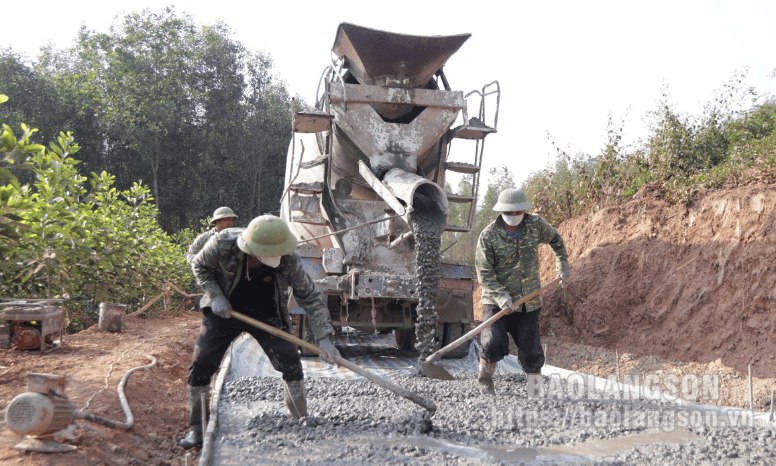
(492, 189, 532, 212)
(237, 215, 298, 257)
(211, 206, 238, 224)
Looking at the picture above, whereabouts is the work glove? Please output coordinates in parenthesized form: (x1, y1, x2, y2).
(210, 294, 232, 319)
(317, 337, 340, 364)
(559, 269, 571, 287)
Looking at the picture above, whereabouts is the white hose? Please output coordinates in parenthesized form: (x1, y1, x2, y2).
(74, 353, 157, 429)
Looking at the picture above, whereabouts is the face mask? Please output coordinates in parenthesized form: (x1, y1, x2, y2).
(502, 213, 524, 227)
(258, 256, 281, 268)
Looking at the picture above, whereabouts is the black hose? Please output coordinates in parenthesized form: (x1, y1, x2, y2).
(74, 353, 157, 429)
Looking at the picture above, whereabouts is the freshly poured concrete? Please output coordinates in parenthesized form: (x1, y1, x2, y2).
(211, 372, 774, 465)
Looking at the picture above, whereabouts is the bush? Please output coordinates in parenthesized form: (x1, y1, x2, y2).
(1, 107, 193, 332)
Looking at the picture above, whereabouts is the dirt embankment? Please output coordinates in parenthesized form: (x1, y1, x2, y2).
(538, 182, 776, 379)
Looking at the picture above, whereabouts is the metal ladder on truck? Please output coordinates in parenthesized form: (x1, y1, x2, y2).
(283, 102, 334, 227)
(443, 81, 500, 233)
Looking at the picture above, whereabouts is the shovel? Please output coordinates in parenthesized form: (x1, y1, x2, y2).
(421, 277, 562, 381)
(230, 311, 437, 415)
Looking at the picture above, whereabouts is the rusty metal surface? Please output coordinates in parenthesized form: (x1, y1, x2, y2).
(356, 273, 418, 299)
(382, 168, 449, 216)
(329, 83, 462, 169)
(0, 301, 64, 352)
(328, 84, 464, 108)
(357, 161, 407, 216)
(293, 111, 333, 134)
(26, 373, 67, 395)
(332, 23, 470, 88)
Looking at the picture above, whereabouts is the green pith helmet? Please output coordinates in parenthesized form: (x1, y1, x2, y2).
(492, 188, 533, 212)
(237, 215, 298, 257)
(211, 206, 238, 224)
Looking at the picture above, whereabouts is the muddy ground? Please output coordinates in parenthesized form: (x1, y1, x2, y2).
(1, 182, 775, 465)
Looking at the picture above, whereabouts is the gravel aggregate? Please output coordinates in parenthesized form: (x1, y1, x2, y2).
(216, 373, 776, 464)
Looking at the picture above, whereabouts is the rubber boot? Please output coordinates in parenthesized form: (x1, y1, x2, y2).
(283, 379, 308, 419)
(478, 359, 497, 396)
(179, 385, 210, 449)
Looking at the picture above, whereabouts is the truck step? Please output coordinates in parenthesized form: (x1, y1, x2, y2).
(446, 193, 475, 203)
(450, 121, 496, 140)
(289, 182, 324, 194)
(293, 111, 333, 133)
(299, 155, 328, 169)
(290, 215, 327, 225)
(445, 162, 480, 174)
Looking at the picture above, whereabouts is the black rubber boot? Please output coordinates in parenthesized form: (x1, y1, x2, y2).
(283, 379, 308, 419)
(178, 425, 202, 450)
(179, 385, 209, 449)
(478, 359, 497, 396)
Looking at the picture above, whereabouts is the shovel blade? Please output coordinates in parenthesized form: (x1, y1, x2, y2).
(421, 361, 455, 381)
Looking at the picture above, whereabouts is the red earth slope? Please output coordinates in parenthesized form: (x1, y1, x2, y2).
(538, 182, 776, 378)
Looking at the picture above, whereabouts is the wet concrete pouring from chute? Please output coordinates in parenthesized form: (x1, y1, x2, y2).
(410, 207, 443, 364)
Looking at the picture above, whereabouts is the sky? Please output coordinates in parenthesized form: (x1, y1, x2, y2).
(2, 0, 775, 190)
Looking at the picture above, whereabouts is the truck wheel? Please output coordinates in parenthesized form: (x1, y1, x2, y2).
(438, 322, 471, 359)
(293, 314, 318, 357)
(394, 328, 416, 350)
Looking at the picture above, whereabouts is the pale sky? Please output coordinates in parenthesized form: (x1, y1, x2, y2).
(2, 0, 775, 191)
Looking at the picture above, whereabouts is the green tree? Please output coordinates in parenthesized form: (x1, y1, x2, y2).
(1, 123, 191, 329)
(47, 8, 295, 231)
(76, 8, 201, 217)
(0, 48, 104, 185)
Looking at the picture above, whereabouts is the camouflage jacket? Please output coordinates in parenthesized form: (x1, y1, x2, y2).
(475, 214, 569, 312)
(185, 228, 216, 264)
(191, 228, 334, 341)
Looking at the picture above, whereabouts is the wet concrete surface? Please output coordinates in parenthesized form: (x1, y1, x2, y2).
(212, 371, 776, 465)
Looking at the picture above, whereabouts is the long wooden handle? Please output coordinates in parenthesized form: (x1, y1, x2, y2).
(425, 277, 562, 364)
(230, 311, 437, 413)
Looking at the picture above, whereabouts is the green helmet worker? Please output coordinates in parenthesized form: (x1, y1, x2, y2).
(185, 207, 239, 264)
(180, 215, 340, 449)
(211, 206, 238, 229)
(236, 214, 299, 267)
(474, 188, 571, 396)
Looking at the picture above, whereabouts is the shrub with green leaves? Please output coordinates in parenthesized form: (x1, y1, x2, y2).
(1, 102, 193, 331)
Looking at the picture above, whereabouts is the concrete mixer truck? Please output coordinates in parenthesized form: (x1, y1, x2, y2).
(281, 23, 499, 359)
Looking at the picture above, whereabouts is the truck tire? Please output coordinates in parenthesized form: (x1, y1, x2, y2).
(394, 328, 416, 351)
(438, 322, 471, 359)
